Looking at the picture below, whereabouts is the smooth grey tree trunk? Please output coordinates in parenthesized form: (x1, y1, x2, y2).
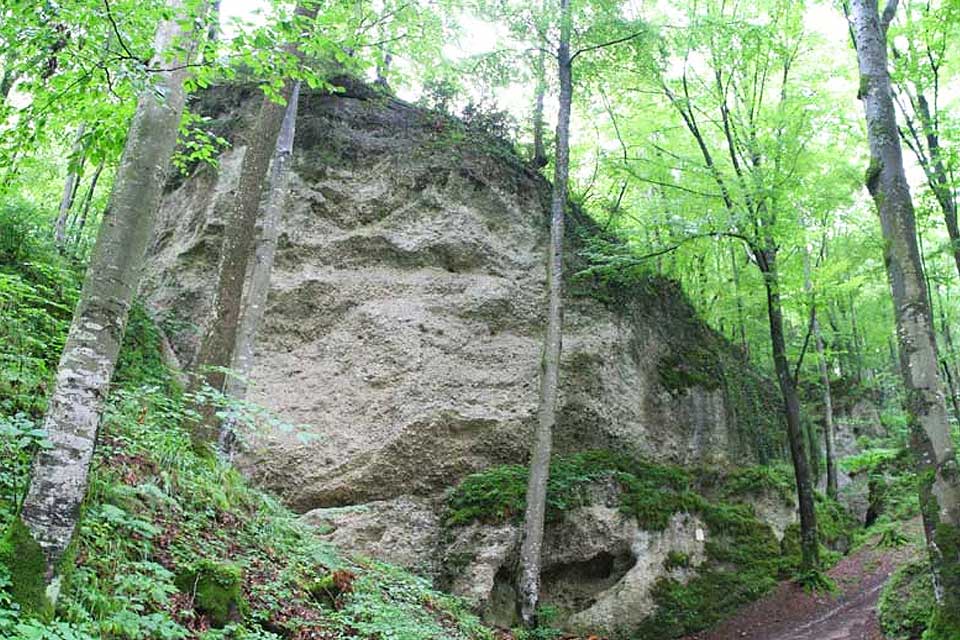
(18, 0, 200, 596)
(518, 0, 571, 627)
(54, 125, 86, 249)
(69, 160, 105, 248)
(530, 0, 549, 169)
(219, 82, 301, 453)
(851, 1, 960, 634)
(190, 5, 315, 445)
(803, 246, 837, 499)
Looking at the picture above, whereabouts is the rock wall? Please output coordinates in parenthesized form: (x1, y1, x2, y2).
(143, 81, 787, 634)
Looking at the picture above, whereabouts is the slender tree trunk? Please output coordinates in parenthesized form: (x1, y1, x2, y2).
(933, 285, 960, 421)
(731, 244, 749, 357)
(851, 2, 960, 634)
(848, 294, 864, 383)
(69, 161, 104, 247)
(54, 125, 86, 248)
(815, 314, 837, 499)
(518, 0, 571, 627)
(219, 83, 300, 453)
(16, 1, 199, 598)
(804, 247, 838, 498)
(531, 33, 548, 169)
(190, 5, 315, 445)
(759, 245, 819, 573)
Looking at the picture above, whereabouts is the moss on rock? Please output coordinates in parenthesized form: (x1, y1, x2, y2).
(175, 559, 245, 627)
(0, 518, 52, 619)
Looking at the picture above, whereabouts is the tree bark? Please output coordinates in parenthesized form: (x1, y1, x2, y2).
(758, 245, 820, 573)
(69, 160, 105, 248)
(190, 5, 315, 445)
(54, 125, 86, 249)
(219, 82, 301, 453)
(731, 244, 749, 357)
(531, 47, 548, 169)
(518, 0, 571, 627)
(17, 0, 199, 595)
(851, 1, 960, 633)
(804, 247, 838, 499)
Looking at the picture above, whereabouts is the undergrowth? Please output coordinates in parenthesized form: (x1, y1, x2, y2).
(0, 206, 493, 640)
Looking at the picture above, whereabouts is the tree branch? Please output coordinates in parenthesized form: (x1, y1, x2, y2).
(570, 30, 645, 63)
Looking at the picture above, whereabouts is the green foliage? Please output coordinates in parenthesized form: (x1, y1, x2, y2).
(878, 559, 935, 640)
(0, 198, 80, 417)
(720, 464, 795, 505)
(0, 414, 51, 528)
(663, 551, 690, 570)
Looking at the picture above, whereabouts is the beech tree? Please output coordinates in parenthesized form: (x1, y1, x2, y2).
(849, 0, 960, 635)
(517, 0, 571, 626)
(220, 82, 301, 453)
(15, 0, 204, 599)
(189, 4, 320, 446)
(517, 0, 646, 624)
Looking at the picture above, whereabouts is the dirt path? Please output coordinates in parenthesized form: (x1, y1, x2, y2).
(683, 528, 920, 640)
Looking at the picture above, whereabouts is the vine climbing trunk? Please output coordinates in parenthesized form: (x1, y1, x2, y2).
(851, 1, 960, 635)
(518, 0, 571, 627)
(15, 0, 200, 601)
(190, 5, 316, 447)
(219, 82, 301, 453)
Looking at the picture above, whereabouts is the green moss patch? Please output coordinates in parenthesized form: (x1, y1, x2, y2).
(446, 450, 692, 529)
(0, 518, 51, 620)
(175, 559, 245, 627)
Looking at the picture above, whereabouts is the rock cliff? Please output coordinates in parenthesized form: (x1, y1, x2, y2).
(143, 81, 789, 635)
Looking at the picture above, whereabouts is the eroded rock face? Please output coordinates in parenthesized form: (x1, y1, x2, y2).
(144, 82, 784, 635)
(835, 398, 885, 523)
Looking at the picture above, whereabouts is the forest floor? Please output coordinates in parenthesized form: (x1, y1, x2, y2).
(681, 520, 922, 640)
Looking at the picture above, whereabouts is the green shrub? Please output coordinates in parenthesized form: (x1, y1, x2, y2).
(878, 559, 935, 640)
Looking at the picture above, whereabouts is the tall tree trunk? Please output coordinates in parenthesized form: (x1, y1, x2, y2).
(190, 5, 315, 445)
(933, 285, 960, 421)
(804, 247, 838, 499)
(731, 244, 749, 357)
(54, 125, 86, 249)
(815, 313, 837, 500)
(219, 82, 301, 453)
(531, 33, 548, 168)
(851, 1, 960, 634)
(848, 294, 864, 383)
(758, 245, 820, 573)
(69, 161, 105, 248)
(518, 0, 571, 627)
(16, 1, 199, 598)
